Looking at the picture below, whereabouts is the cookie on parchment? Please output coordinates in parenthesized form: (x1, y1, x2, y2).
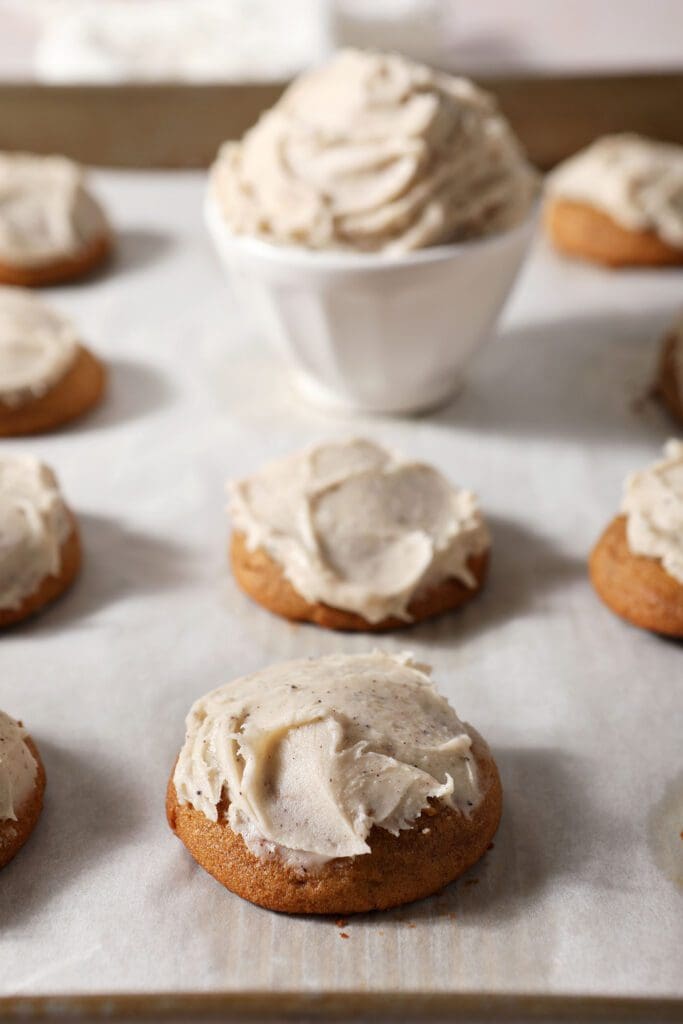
(228, 438, 490, 632)
(0, 455, 81, 628)
(0, 287, 105, 436)
(0, 711, 46, 870)
(167, 651, 502, 914)
(590, 442, 683, 637)
(0, 152, 111, 286)
(545, 135, 683, 268)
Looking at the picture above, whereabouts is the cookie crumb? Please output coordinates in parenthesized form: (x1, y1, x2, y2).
(335, 918, 348, 928)
(339, 932, 349, 940)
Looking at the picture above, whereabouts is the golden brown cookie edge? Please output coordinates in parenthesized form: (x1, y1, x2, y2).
(0, 233, 112, 288)
(545, 198, 683, 268)
(0, 345, 106, 437)
(0, 735, 46, 870)
(166, 730, 502, 915)
(589, 515, 683, 637)
(230, 530, 489, 632)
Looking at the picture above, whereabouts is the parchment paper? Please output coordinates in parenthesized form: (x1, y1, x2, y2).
(1, 171, 681, 1001)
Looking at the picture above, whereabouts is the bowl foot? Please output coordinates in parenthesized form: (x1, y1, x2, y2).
(290, 368, 463, 416)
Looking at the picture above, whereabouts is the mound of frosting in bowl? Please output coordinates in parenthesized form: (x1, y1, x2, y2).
(209, 48, 538, 253)
(229, 438, 490, 623)
(173, 650, 483, 868)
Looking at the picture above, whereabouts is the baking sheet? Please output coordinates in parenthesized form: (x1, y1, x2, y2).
(0, 170, 681, 1009)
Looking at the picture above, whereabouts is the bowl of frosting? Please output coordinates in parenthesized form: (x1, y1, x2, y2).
(206, 49, 539, 414)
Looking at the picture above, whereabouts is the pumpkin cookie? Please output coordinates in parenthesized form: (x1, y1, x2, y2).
(167, 651, 502, 914)
(545, 135, 683, 267)
(0, 711, 46, 869)
(0, 455, 81, 628)
(228, 438, 490, 631)
(590, 441, 683, 636)
(0, 287, 105, 436)
(0, 152, 111, 286)
(655, 317, 683, 425)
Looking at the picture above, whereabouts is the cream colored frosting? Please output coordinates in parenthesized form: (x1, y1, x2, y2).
(210, 48, 538, 253)
(0, 711, 37, 822)
(229, 438, 490, 624)
(0, 153, 109, 268)
(174, 651, 482, 868)
(547, 134, 683, 249)
(622, 440, 683, 583)
(0, 287, 79, 408)
(0, 455, 72, 610)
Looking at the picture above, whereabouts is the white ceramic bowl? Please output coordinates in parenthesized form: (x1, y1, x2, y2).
(206, 195, 537, 414)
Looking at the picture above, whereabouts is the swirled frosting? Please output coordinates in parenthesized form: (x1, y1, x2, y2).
(210, 48, 538, 252)
(173, 651, 482, 867)
(0, 711, 37, 822)
(229, 438, 490, 623)
(622, 440, 683, 583)
(0, 287, 79, 408)
(547, 134, 683, 249)
(0, 153, 109, 268)
(0, 455, 72, 610)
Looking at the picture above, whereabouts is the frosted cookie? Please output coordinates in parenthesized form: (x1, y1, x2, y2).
(228, 438, 490, 631)
(167, 651, 502, 914)
(0, 455, 81, 627)
(0, 153, 111, 286)
(545, 135, 683, 267)
(656, 314, 683, 425)
(0, 710, 46, 869)
(0, 287, 105, 436)
(590, 441, 683, 636)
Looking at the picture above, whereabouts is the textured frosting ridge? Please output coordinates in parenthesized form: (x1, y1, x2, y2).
(548, 134, 683, 248)
(0, 455, 72, 610)
(622, 440, 683, 583)
(0, 710, 37, 822)
(174, 651, 482, 867)
(0, 287, 79, 408)
(0, 152, 109, 267)
(210, 48, 537, 252)
(229, 438, 490, 623)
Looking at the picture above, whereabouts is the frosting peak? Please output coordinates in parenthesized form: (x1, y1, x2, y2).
(0, 152, 109, 268)
(622, 440, 683, 583)
(547, 134, 683, 248)
(0, 711, 37, 822)
(0, 287, 79, 408)
(173, 651, 482, 867)
(210, 48, 537, 253)
(0, 455, 72, 610)
(229, 438, 490, 623)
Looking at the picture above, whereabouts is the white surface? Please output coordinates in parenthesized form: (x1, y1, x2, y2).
(0, 170, 682, 1002)
(206, 197, 535, 414)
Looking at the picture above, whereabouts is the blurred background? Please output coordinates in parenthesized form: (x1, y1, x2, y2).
(1, 0, 682, 83)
